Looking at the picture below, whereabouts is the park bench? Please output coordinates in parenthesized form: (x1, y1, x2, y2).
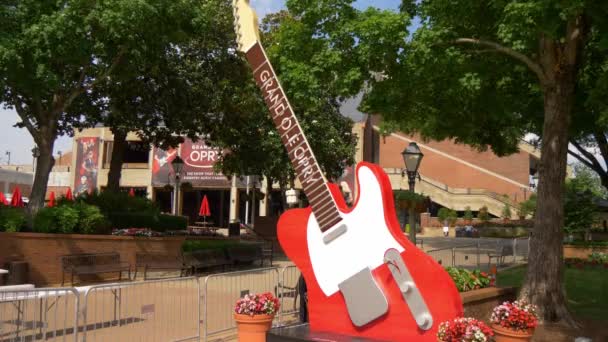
(487, 245, 514, 268)
(135, 253, 189, 280)
(183, 249, 231, 274)
(226, 245, 263, 267)
(61, 253, 131, 286)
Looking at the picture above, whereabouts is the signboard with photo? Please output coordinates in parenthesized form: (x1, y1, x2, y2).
(74, 137, 99, 196)
(151, 146, 177, 186)
(179, 139, 231, 187)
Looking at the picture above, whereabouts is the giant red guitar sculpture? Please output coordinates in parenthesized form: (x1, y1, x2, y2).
(233, 1, 463, 340)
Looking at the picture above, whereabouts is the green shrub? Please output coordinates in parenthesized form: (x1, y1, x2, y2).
(478, 227, 529, 238)
(518, 194, 537, 218)
(438, 208, 451, 225)
(0, 207, 27, 232)
(157, 214, 188, 231)
(77, 191, 159, 216)
(182, 240, 259, 253)
(446, 267, 492, 292)
(501, 203, 512, 219)
(34, 205, 80, 234)
(34, 207, 56, 233)
(478, 206, 490, 223)
(107, 212, 159, 229)
(463, 206, 474, 221)
(75, 202, 110, 234)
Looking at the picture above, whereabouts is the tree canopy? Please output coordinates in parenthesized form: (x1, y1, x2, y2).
(0, 0, 206, 211)
(358, 0, 608, 323)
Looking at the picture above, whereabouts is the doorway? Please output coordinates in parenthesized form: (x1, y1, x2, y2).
(182, 189, 230, 228)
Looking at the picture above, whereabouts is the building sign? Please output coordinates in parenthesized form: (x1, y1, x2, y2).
(74, 137, 99, 196)
(180, 139, 231, 187)
(151, 147, 177, 186)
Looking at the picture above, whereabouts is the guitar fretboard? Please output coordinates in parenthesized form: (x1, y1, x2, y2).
(245, 42, 342, 232)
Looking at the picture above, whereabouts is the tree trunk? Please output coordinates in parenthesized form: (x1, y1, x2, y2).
(28, 137, 56, 216)
(520, 78, 576, 325)
(106, 129, 127, 193)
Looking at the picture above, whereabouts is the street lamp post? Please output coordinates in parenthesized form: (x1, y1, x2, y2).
(31, 146, 40, 179)
(171, 156, 184, 215)
(401, 142, 424, 244)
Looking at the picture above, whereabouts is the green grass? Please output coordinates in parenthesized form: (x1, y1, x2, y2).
(497, 265, 608, 320)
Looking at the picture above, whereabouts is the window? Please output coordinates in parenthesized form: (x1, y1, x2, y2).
(124, 142, 150, 164)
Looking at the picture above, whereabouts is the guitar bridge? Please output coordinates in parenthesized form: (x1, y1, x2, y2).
(384, 248, 433, 330)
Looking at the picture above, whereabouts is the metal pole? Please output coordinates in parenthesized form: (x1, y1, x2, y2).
(252, 178, 256, 228)
(408, 172, 417, 244)
(173, 175, 180, 215)
(245, 176, 250, 225)
(476, 241, 480, 268)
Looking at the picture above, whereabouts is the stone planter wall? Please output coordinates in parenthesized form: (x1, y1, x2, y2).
(563, 245, 608, 259)
(461, 287, 517, 320)
(0, 232, 185, 286)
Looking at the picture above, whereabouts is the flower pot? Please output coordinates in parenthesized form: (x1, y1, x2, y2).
(234, 313, 274, 342)
(491, 324, 535, 342)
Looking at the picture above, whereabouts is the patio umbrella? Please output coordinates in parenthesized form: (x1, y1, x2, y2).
(199, 195, 211, 224)
(48, 192, 56, 207)
(128, 188, 135, 197)
(10, 187, 24, 207)
(65, 188, 73, 201)
(0, 192, 8, 206)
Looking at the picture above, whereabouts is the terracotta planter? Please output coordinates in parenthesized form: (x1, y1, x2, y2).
(234, 313, 274, 342)
(491, 324, 535, 342)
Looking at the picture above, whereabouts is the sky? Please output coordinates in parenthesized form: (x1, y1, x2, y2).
(0, 0, 403, 165)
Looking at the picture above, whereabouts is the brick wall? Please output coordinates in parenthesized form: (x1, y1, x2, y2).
(377, 134, 529, 202)
(0, 232, 185, 286)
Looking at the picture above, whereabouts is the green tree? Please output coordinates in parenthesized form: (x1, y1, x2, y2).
(478, 205, 490, 224)
(519, 193, 537, 218)
(0, 0, 203, 213)
(564, 163, 603, 237)
(360, 0, 608, 323)
(463, 206, 474, 221)
(502, 203, 512, 220)
(78, 0, 243, 193)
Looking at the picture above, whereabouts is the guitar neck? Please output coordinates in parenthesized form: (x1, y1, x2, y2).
(244, 42, 342, 231)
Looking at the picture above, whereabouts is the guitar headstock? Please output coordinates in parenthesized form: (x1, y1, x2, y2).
(232, 0, 261, 53)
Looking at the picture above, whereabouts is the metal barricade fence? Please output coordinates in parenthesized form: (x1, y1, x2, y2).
(82, 277, 200, 342)
(0, 287, 79, 341)
(202, 267, 279, 342)
(277, 266, 302, 327)
(426, 247, 455, 267)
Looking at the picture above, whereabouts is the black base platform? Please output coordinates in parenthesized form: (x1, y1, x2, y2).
(268, 324, 388, 342)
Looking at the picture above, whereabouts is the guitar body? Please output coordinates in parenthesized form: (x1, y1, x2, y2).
(278, 162, 463, 341)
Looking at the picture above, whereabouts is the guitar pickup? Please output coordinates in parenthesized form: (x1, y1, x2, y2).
(384, 248, 433, 330)
(338, 267, 388, 327)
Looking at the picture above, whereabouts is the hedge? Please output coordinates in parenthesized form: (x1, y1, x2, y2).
(108, 212, 188, 232)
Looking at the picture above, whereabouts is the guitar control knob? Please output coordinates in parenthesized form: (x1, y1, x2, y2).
(418, 313, 433, 330)
(400, 281, 414, 293)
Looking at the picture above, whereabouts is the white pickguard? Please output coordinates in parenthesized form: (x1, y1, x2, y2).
(307, 165, 405, 296)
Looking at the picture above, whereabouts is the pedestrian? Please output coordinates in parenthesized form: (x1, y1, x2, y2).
(442, 223, 449, 237)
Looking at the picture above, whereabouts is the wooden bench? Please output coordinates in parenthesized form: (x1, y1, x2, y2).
(135, 253, 189, 280)
(61, 253, 131, 286)
(183, 249, 231, 274)
(488, 245, 514, 268)
(226, 245, 263, 267)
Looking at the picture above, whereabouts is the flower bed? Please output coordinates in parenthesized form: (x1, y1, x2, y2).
(490, 300, 538, 331)
(437, 317, 494, 342)
(446, 267, 494, 292)
(565, 251, 608, 269)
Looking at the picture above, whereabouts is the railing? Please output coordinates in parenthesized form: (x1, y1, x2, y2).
(202, 267, 280, 342)
(82, 277, 200, 342)
(425, 238, 530, 270)
(0, 287, 80, 341)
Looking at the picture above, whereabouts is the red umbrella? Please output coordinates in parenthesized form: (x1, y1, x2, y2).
(0, 192, 8, 206)
(128, 188, 135, 197)
(10, 187, 24, 208)
(65, 188, 73, 201)
(48, 192, 56, 207)
(199, 195, 211, 225)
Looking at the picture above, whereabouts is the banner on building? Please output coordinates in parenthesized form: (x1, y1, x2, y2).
(180, 139, 231, 187)
(74, 137, 99, 196)
(151, 147, 178, 186)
